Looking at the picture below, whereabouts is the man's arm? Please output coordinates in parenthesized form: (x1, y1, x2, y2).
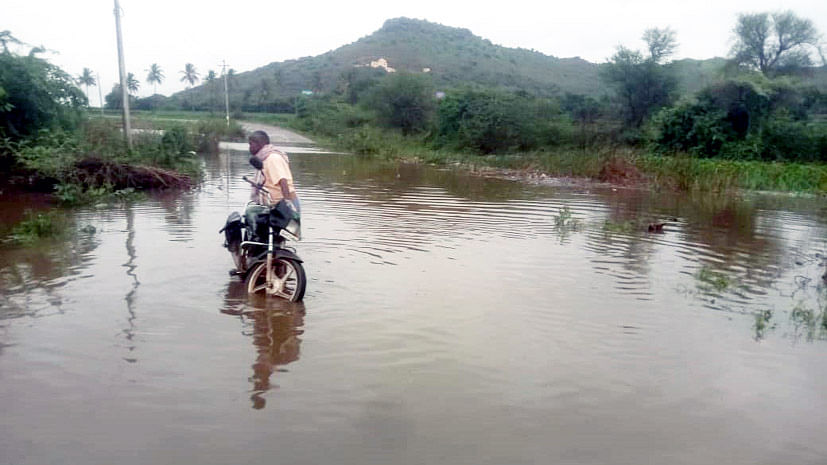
(278, 178, 295, 201)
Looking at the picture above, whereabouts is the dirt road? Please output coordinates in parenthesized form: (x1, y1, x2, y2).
(239, 121, 314, 145)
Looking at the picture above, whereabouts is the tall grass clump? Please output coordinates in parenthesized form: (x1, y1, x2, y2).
(9, 210, 66, 244)
(636, 154, 827, 192)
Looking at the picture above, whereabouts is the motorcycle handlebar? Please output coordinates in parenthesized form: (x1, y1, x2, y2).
(242, 175, 270, 194)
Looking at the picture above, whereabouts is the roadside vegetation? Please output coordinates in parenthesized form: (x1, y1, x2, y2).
(2, 10, 826, 206)
(240, 11, 827, 194)
(0, 38, 244, 207)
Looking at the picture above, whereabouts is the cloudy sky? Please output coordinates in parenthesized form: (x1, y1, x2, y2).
(5, 0, 826, 104)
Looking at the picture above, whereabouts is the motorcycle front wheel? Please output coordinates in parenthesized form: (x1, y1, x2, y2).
(245, 257, 306, 302)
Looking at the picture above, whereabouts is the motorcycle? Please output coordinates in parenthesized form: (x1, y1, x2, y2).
(220, 157, 306, 302)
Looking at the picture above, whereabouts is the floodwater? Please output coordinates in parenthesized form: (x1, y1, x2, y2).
(1, 139, 826, 465)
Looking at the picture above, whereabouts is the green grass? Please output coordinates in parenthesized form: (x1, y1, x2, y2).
(241, 110, 827, 195)
(8, 210, 66, 244)
(636, 154, 827, 193)
(241, 112, 297, 127)
(8, 116, 241, 203)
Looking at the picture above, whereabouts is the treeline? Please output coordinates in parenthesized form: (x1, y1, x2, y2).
(284, 11, 827, 163)
(288, 70, 827, 163)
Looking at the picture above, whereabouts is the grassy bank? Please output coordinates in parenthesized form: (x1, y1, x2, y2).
(268, 117, 827, 194)
(3, 112, 245, 204)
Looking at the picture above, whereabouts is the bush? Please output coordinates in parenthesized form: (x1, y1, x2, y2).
(10, 210, 66, 244)
(651, 76, 827, 162)
(364, 73, 435, 135)
(434, 88, 546, 153)
(0, 52, 85, 140)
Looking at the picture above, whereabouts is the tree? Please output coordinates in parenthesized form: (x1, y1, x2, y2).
(0, 51, 85, 138)
(104, 84, 137, 110)
(146, 63, 164, 95)
(0, 30, 24, 54)
(180, 63, 200, 88)
(126, 72, 140, 95)
(180, 63, 200, 111)
(77, 68, 96, 108)
(642, 27, 678, 63)
(730, 11, 825, 76)
(366, 73, 435, 135)
(273, 69, 283, 92)
(561, 93, 603, 148)
(205, 69, 217, 111)
(435, 88, 544, 153)
(600, 29, 679, 130)
(257, 78, 271, 109)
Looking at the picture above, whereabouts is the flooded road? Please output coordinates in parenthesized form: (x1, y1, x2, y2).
(1, 134, 826, 464)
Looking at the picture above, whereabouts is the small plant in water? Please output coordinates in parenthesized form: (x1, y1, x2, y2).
(602, 219, 637, 233)
(554, 206, 579, 228)
(754, 310, 774, 340)
(788, 302, 826, 341)
(9, 210, 65, 244)
(696, 266, 732, 292)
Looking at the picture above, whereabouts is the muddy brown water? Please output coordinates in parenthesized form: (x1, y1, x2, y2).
(1, 139, 826, 465)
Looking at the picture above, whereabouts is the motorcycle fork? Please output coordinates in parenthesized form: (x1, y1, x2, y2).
(266, 228, 275, 293)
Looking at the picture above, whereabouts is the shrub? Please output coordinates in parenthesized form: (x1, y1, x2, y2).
(651, 76, 827, 162)
(364, 73, 435, 135)
(434, 88, 546, 153)
(0, 52, 85, 140)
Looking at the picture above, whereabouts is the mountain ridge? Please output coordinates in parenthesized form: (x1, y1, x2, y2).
(172, 17, 823, 110)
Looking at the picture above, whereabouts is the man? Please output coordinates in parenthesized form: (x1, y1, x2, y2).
(228, 130, 299, 275)
(248, 130, 299, 213)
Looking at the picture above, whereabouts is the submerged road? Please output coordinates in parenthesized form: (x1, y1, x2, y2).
(239, 121, 314, 145)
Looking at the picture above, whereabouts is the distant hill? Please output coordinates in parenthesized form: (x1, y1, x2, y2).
(168, 18, 822, 112)
(175, 17, 603, 110)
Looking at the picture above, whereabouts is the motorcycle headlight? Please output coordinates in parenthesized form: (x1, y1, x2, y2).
(280, 218, 301, 241)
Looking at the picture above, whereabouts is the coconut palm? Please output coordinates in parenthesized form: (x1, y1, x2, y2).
(179, 63, 200, 88)
(126, 73, 140, 95)
(180, 63, 200, 111)
(77, 68, 96, 107)
(0, 30, 23, 54)
(205, 70, 218, 111)
(146, 63, 164, 95)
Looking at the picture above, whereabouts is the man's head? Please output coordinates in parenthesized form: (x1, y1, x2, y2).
(248, 130, 270, 155)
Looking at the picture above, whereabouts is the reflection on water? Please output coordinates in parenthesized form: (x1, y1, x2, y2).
(1, 144, 826, 464)
(221, 280, 305, 410)
(122, 204, 139, 363)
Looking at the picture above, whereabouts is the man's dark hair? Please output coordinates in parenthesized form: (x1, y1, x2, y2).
(249, 130, 270, 145)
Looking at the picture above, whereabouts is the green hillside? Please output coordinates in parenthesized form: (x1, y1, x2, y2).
(174, 18, 604, 110)
(164, 17, 822, 112)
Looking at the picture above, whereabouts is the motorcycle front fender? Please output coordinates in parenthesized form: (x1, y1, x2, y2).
(274, 248, 303, 263)
(247, 248, 304, 269)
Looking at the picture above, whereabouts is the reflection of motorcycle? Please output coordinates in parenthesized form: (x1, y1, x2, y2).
(220, 280, 305, 410)
(220, 158, 306, 301)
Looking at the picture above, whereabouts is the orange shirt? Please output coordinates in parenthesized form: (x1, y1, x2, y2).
(253, 148, 295, 205)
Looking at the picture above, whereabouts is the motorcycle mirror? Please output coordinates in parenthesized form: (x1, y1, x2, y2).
(248, 156, 263, 170)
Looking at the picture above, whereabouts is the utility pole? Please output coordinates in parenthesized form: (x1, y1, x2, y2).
(96, 71, 104, 116)
(113, 0, 132, 149)
(221, 60, 230, 127)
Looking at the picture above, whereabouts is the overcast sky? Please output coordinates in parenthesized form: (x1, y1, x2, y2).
(5, 0, 826, 104)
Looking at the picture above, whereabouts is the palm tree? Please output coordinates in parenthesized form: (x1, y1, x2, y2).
(77, 68, 96, 108)
(126, 73, 140, 95)
(146, 63, 164, 95)
(205, 70, 217, 111)
(0, 30, 23, 54)
(180, 63, 200, 88)
(180, 63, 200, 111)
